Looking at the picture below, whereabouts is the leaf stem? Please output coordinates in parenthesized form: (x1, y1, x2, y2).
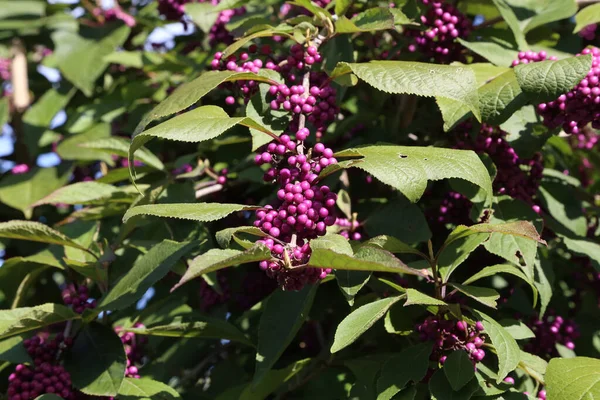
(428, 240, 441, 299)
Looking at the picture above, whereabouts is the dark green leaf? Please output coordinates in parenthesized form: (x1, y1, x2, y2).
(335, 270, 372, 306)
(450, 284, 499, 309)
(0, 220, 91, 252)
(429, 368, 479, 400)
(117, 377, 181, 400)
(444, 351, 475, 391)
(376, 343, 432, 400)
(405, 289, 447, 307)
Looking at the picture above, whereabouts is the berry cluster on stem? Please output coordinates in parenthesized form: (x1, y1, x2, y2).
(524, 313, 579, 359)
(61, 284, 96, 314)
(115, 324, 148, 378)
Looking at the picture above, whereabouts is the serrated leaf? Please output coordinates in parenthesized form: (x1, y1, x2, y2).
(363, 235, 427, 258)
(309, 234, 424, 276)
(336, 61, 480, 120)
(0, 220, 91, 252)
(255, 285, 317, 385)
(405, 289, 447, 307)
(33, 181, 120, 206)
(331, 296, 403, 353)
(117, 377, 181, 400)
(133, 70, 279, 136)
(450, 284, 499, 309)
(546, 357, 600, 400)
(0, 303, 79, 340)
(443, 221, 546, 250)
(329, 145, 492, 205)
(125, 317, 253, 347)
(335, 8, 395, 33)
(471, 310, 519, 383)
(0, 167, 71, 218)
(52, 26, 130, 96)
(216, 226, 268, 249)
(129, 105, 274, 183)
(574, 3, 600, 33)
(444, 350, 475, 391)
(515, 54, 593, 103)
(123, 203, 260, 223)
(173, 246, 271, 291)
(376, 343, 432, 400)
(463, 264, 537, 304)
(97, 240, 195, 314)
(80, 136, 164, 170)
(65, 323, 126, 397)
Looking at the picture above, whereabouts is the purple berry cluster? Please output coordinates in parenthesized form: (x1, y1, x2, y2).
(7, 334, 75, 400)
(524, 314, 579, 359)
(334, 217, 363, 241)
(198, 271, 230, 312)
(416, 316, 486, 366)
(61, 284, 96, 314)
(405, 0, 472, 63)
(0, 57, 10, 81)
(115, 323, 148, 378)
(93, 6, 136, 27)
(511, 50, 557, 66)
(454, 123, 544, 205)
(579, 24, 597, 41)
(432, 191, 473, 226)
(234, 269, 278, 310)
(520, 47, 600, 133)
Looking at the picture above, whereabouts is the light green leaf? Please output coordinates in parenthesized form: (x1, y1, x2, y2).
(329, 145, 492, 205)
(125, 317, 253, 347)
(173, 246, 271, 291)
(492, 0, 528, 51)
(472, 310, 520, 383)
(0, 1, 45, 18)
(405, 288, 447, 307)
(574, 3, 600, 33)
(457, 38, 519, 68)
(0, 303, 79, 340)
(335, 8, 396, 33)
(515, 54, 593, 103)
(123, 203, 260, 223)
(335, 61, 480, 120)
(185, 2, 219, 33)
(97, 240, 195, 313)
(450, 283, 499, 309)
(335, 0, 353, 16)
(463, 264, 537, 304)
(65, 323, 126, 397)
(331, 296, 403, 353)
(80, 136, 164, 170)
(0, 167, 71, 218)
(519, 0, 577, 33)
(246, 90, 289, 151)
(444, 350, 475, 391)
(221, 29, 294, 59)
(215, 226, 268, 249)
(376, 343, 432, 400)
(103, 51, 143, 68)
(546, 357, 600, 400)
(255, 285, 317, 385)
(0, 220, 91, 252)
(56, 123, 113, 163)
(52, 25, 130, 96)
(133, 70, 279, 136)
(33, 181, 120, 206)
(500, 319, 535, 340)
(117, 377, 181, 400)
(519, 350, 547, 384)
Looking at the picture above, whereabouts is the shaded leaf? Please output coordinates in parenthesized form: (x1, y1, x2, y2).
(376, 343, 432, 400)
(0, 220, 91, 252)
(444, 350, 475, 391)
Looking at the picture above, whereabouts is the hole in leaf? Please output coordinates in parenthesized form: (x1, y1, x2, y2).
(398, 154, 408, 159)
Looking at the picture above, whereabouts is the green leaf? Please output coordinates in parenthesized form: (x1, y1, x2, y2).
(449, 284, 499, 309)
(429, 368, 479, 400)
(185, 2, 219, 33)
(376, 343, 432, 400)
(520, 0, 577, 33)
(478, 69, 527, 125)
(246, 91, 289, 151)
(0, 220, 91, 252)
(546, 357, 600, 400)
(309, 234, 424, 276)
(471, 310, 519, 383)
(56, 123, 113, 163)
(463, 264, 537, 304)
(117, 377, 181, 400)
(255, 285, 317, 385)
(405, 288, 447, 307)
(335, 270, 372, 306)
(574, 3, 600, 33)
(173, 246, 272, 291)
(0, 336, 32, 364)
(519, 350, 547, 384)
(363, 235, 427, 258)
(331, 296, 403, 353)
(491, 0, 528, 51)
(103, 51, 144, 68)
(32, 181, 121, 206)
(65, 323, 127, 397)
(363, 198, 431, 244)
(335, 8, 396, 33)
(0, 1, 45, 18)
(215, 226, 268, 249)
(52, 26, 131, 96)
(123, 203, 259, 223)
(0, 303, 79, 340)
(443, 221, 546, 251)
(515, 54, 593, 103)
(221, 29, 294, 59)
(124, 317, 253, 347)
(444, 350, 475, 391)
(539, 174, 587, 236)
(335, 61, 481, 120)
(80, 136, 164, 170)
(335, 0, 353, 16)
(133, 70, 279, 136)
(34, 395, 64, 400)
(97, 240, 195, 313)
(129, 105, 274, 182)
(438, 233, 490, 283)
(329, 145, 492, 205)
(499, 319, 535, 340)
(561, 236, 600, 271)
(534, 256, 554, 317)
(0, 167, 71, 218)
